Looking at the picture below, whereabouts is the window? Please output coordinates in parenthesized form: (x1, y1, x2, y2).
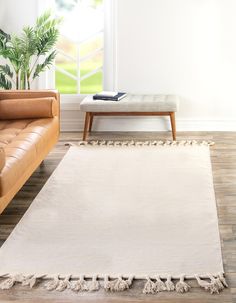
(55, 0, 104, 94)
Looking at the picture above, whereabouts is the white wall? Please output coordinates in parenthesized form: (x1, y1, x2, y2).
(111, 0, 236, 130)
(0, 0, 38, 33)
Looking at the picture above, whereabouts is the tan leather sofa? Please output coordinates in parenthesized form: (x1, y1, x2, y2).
(0, 90, 60, 214)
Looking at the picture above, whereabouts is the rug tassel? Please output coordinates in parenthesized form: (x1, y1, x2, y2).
(210, 274, 225, 291)
(104, 275, 133, 292)
(0, 276, 17, 290)
(104, 275, 116, 291)
(165, 275, 175, 291)
(70, 275, 88, 292)
(121, 141, 129, 146)
(135, 142, 144, 146)
(107, 141, 115, 146)
(113, 275, 134, 291)
(45, 275, 60, 291)
(195, 274, 222, 294)
(218, 272, 228, 288)
(128, 140, 135, 146)
(175, 274, 191, 293)
(22, 275, 35, 288)
(56, 275, 71, 292)
(0, 274, 24, 290)
(65, 142, 78, 147)
(143, 276, 156, 294)
(209, 274, 227, 293)
(88, 275, 100, 291)
(154, 275, 166, 292)
(22, 274, 45, 288)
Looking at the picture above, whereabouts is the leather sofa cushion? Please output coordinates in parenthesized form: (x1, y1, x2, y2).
(0, 147, 5, 172)
(0, 97, 58, 120)
(0, 117, 59, 197)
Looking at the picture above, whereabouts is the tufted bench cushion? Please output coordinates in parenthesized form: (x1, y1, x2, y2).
(80, 94, 179, 112)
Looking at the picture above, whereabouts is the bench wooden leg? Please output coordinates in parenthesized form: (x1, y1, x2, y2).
(170, 112, 176, 141)
(89, 114, 94, 132)
(83, 112, 91, 141)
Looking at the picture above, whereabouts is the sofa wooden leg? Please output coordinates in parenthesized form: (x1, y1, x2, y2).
(89, 114, 94, 132)
(170, 112, 176, 141)
(83, 112, 91, 141)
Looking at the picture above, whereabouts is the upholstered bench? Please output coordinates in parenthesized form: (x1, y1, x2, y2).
(80, 94, 179, 140)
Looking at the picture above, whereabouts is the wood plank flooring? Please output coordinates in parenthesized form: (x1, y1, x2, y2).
(0, 131, 235, 303)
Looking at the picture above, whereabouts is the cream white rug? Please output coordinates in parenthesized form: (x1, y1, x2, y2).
(0, 141, 227, 294)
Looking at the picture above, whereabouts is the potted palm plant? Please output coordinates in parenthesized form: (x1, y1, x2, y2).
(0, 11, 61, 90)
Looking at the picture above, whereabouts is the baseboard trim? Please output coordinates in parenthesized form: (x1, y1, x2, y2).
(61, 115, 236, 132)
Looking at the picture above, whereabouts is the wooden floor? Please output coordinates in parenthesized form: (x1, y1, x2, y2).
(0, 131, 235, 303)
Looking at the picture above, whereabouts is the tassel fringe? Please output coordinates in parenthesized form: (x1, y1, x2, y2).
(66, 140, 215, 148)
(45, 275, 60, 291)
(195, 273, 228, 294)
(22, 274, 45, 288)
(0, 274, 45, 290)
(104, 275, 133, 292)
(175, 275, 191, 293)
(0, 274, 24, 290)
(0, 272, 227, 294)
(165, 275, 175, 291)
(70, 275, 88, 292)
(218, 272, 228, 288)
(88, 275, 100, 291)
(56, 275, 71, 292)
(143, 277, 156, 294)
(155, 275, 166, 292)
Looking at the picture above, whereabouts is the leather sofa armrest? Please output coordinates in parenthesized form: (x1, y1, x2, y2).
(0, 97, 58, 119)
(0, 90, 60, 120)
(0, 90, 59, 101)
(0, 147, 5, 172)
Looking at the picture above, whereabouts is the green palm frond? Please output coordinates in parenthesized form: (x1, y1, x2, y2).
(36, 10, 52, 29)
(35, 10, 62, 36)
(0, 29, 11, 42)
(0, 73, 12, 89)
(36, 27, 59, 55)
(33, 50, 57, 79)
(19, 26, 37, 56)
(35, 10, 61, 56)
(0, 29, 11, 58)
(0, 64, 13, 78)
(8, 36, 23, 72)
